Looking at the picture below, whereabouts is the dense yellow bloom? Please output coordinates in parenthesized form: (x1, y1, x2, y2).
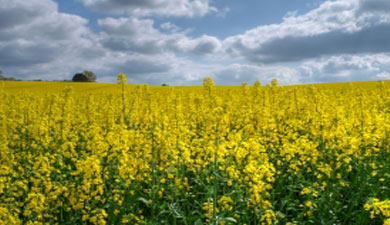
(218, 196, 234, 211)
(261, 209, 276, 225)
(365, 198, 390, 223)
(1, 80, 390, 224)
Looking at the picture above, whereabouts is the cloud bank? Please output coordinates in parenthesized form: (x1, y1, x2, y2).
(224, 0, 390, 63)
(1, 0, 390, 85)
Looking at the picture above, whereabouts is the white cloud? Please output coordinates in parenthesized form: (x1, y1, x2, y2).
(0, 0, 222, 82)
(216, 6, 230, 18)
(0, 0, 92, 42)
(79, 0, 218, 17)
(175, 53, 390, 86)
(98, 17, 222, 55)
(376, 72, 390, 79)
(178, 35, 222, 55)
(223, 0, 390, 63)
(212, 63, 300, 85)
(160, 22, 180, 32)
(297, 54, 390, 83)
(2, 0, 390, 86)
(0, 0, 105, 80)
(155, 60, 301, 86)
(0, 0, 223, 84)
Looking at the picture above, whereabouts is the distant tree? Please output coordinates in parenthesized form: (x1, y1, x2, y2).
(72, 73, 89, 82)
(0, 70, 21, 81)
(0, 70, 5, 80)
(161, 83, 169, 86)
(84, 70, 96, 82)
(71, 71, 96, 82)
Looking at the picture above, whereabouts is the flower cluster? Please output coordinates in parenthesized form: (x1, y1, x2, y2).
(0, 80, 390, 224)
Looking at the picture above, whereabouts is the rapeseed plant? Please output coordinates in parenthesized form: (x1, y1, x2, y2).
(0, 80, 389, 224)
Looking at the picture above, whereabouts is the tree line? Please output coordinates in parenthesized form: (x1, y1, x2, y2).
(0, 70, 21, 81)
(0, 70, 97, 82)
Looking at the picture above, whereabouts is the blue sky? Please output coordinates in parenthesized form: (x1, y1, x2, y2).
(1, 0, 390, 85)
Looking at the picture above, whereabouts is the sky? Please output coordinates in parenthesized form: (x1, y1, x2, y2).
(1, 0, 390, 85)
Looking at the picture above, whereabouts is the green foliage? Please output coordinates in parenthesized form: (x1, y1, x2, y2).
(84, 70, 97, 82)
(0, 70, 21, 81)
(72, 73, 89, 82)
(72, 71, 96, 82)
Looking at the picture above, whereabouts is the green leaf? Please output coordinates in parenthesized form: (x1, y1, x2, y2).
(221, 217, 237, 223)
(276, 211, 286, 219)
(194, 219, 204, 225)
(137, 197, 150, 207)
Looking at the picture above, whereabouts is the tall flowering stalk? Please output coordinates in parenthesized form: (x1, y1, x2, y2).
(117, 73, 128, 120)
(270, 78, 279, 87)
(3, 80, 390, 225)
(202, 76, 214, 95)
(253, 79, 261, 97)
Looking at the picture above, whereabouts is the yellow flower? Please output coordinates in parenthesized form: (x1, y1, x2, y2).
(117, 73, 128, 84)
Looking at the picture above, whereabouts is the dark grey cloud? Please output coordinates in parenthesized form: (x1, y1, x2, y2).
(0, 1, 52, 30)
(0, 8, 41, 29)
(0, 42, 59, 67)
(89, 0, 161, 9)
(244, 24, 390, 63)
(113, 58, 172, 75)
(97, 53, 184, 84)
(359, 0, 390, 12)
(192, 35, 221, 55)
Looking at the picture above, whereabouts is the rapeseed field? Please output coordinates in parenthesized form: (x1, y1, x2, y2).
(1, 78, 390, 225)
